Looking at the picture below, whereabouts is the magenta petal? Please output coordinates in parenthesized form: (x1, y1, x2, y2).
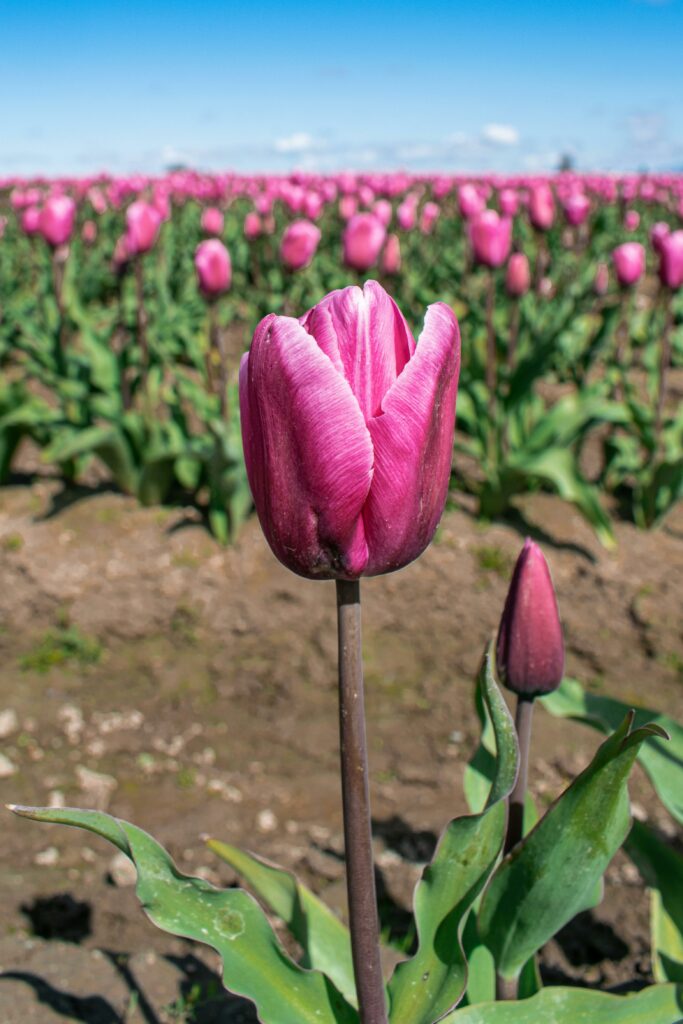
(301, 280, 415, 422)
(363, 301, 460, 576)
(239, 314, 373, 579)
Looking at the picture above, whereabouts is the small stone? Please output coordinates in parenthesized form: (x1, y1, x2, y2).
(48, 790, 65, 808)
(257, 809, 278, 833)
(0, 753, 17, 778)
(0, 709, 19, 739)
(631, 802, 647, 822)
(76, 765, 117, 811)
(108, 851, 137, 887)
(34, 846, 59, 867)
(448, 730, 464, 744)
(58, 704, 84, 744)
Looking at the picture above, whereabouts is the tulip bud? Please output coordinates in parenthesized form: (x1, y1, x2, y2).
(562, 192, 590, 227)
(21, 206, 41, 236)
(650, 221, 670, 255)
(469, 209, 512, 268)
(195, 239, 232, 298)
(239, 281, 461, 580)
(244, 211, 262, 240)
(499, 188, 519, 218)
(339, 195, 358, 221)
(280, 220, 321, 271)
(81, 220, 97, 245)
(396, 197, 417, 231)
(342, 213, 387, 272)
(612, 242, 645, 287)
(373, 198, 393, 227)
(458, 183, 485, 220)
(594, 262, 609, 296)
(419, 201, 440, 235)
(658, 230, 683, 291)
(201, 207, 224, 235)
(496, 539, 564, 698)
(380, 233, 401, 275)
(624, 209, 640, 232)
(125, 201, 162, 256)
(505, 252, 530, 296)
(528, 183, 555, 231)
(39, 195, 76, 247)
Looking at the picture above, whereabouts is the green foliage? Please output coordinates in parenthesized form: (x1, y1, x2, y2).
(20, 623, 102, 672)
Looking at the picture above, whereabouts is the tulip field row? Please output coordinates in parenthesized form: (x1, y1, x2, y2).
(1, 171, 682, 543)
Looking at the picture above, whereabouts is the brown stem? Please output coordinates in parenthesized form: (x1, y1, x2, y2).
(336, 580, 387, 1024)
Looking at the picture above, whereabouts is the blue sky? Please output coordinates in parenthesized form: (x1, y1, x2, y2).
(1, 0, 682, 175)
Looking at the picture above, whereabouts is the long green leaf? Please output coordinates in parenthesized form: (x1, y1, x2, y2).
(207, 839, 357, 1007)
(478, 714, 667, 979)
(626, 820, 683, 983)
(442, 983, 683, 1023)
(387, 647, 519, 1024)
(8, 806, 357, 1024)
(541, 678, 683, 824)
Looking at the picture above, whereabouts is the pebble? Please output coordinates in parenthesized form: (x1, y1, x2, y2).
(0, 709, 19, 739)
(0, 753, 17, 778)
(75, 765, 118, 810)
(108, 851, 137, 887)
(48, 790, 65, 808)
(257, 809, 278, 833)
(58, 704, 84, 744)
(34, 846, 59, 867)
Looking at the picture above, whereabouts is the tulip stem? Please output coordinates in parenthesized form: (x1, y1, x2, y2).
(655, 288, 673, 442)
(336, 580, 387, 1024)
(485, 270, 498, 466)
(134, 257, 149, 371)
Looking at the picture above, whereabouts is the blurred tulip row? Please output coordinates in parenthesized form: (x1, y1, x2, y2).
(0, 170, 682, 540)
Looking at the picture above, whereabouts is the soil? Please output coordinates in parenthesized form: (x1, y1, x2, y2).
(0, 448, 682, 1022)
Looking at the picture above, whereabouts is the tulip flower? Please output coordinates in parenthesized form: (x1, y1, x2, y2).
(125, 201, 162, 256)
(380, 233, 401, 275)
(81, 220, 97, 245)
(201, 207, 224, 235)
(339, 195, 358, 221)
(528, 183, 555, 230)
(244, 211, 262, 240)
(658, 230, 683, 290)
(612, 242, 645, 287)
(624, 209, 640, 232)
(195, 239, 232, 298)
(420, 201, 440, 235)
(505, 252, 530, 297)
(562, 192, 590, 227)
(39, 195, 76, 247)
(279, 220, 321, 271)
(239, 280, 461, 580)
(650, 221, 670, 255)
(372, 198, 392, 228)
(458, 183, 485, 220)
(469, 209, 512, 268)
(496, 538, 564, 699)
(21, 207, 41, 236)
(342, 213, 387, 272)
(499, 188, 519, 217)
(396, 197, 417, 231)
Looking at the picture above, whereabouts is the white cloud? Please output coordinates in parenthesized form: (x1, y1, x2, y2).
(481, 123, 520, 147)
(273, 132, 318, 154)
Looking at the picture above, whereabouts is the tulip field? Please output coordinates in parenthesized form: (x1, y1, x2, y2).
(1, 171, 682, 544)
(2, 171, 683, 1023)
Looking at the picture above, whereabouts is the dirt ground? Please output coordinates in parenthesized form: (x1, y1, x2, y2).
(0, 449, 682, 1022)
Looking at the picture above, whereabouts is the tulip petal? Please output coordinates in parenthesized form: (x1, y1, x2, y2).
(240, 314, 373, 579)
(301, 280, 415, 422)
(363, 301, 460, 576)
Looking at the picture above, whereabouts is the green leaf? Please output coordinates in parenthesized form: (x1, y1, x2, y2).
(386, 647, 519, 1024)
(626, 820, 683, 982)
(207, 840, 356, 1006)
(541, 678, 683, 824)
(8, 806, 357, 1024)
(478, 713, 667, 979)
(442, 983, 683, 1023)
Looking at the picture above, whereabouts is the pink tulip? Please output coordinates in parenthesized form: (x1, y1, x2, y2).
(39, 195, 76, 247)
(499, 188, 519, 217)
(396, 197, 417, 231)
(562, 192, 590, 227)
(195, 239, 231, 297)
(239, 281, 461, 580)
(244, 211, 262, 240)
(339, 195, 358, 221)
(125, 201, 162, 256)
(658, 230, 683, 290)
(201, 207, 224, 235)
(21, 206, 41, 236)
(342, 213, 387, 272)
(373, 198, 393, 228)
(458, 184, 485, 220)
(505, 252, 531, 297)
(528, 183, 555, 231)
(612, 242, 645, 287)
(650, 221, 670, 254)
(280, 220, 321, 271)
(469, 210, 512, 268)
(496, 539, 564, 698)
(380, 233, 401, 275)
(81, 220, 97, 245)
(113, 235, 130, 271)
(420, 201, 440, 235)
(594, 262, 609, 296)
(624, 209, 640, 232)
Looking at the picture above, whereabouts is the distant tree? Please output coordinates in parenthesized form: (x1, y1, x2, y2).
(557, 153, 575, 172)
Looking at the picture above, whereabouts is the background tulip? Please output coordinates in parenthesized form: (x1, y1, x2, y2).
(624, 209, 640, 232)
(244, 211, 262, 240)
(562, 192, 590, 227)
(505, 252, 531, 296)
(658, 230, 683, 290)
(650, 221, 670, 254)
(39, 195, 76, 247)
(612, 242, 645, 287)
(21, 207, 41, 236)
(201, 207, 224, 235)
(239, 281, 460, 580)
(529, 183, 555, 230)
(279, 220, 321, 271)
(470, 210, 512, 268)
(380, 233, 401, 275)
(125, 200, 162, 256)
(342, 213, 386, 272)
(195, 239, 232, 297)
(458, 183, 485, 219)
(594, 262, 609, 295)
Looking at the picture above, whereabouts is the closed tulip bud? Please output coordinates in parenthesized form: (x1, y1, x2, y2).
(195, 239, 232, 298)
(373, 198, 393, 227)
(624, 209, 640, 232)
(201, 207, 224, 235)
(499, 188, 519, 217)
(505, 252, 531, 296)
(39, 195, 76, 247)
(658, 230, 683, 290)
(562, 192, 590, 227)
(21, 206, 41, 236)
(244, 211, 262, 240)
(125, 201, 162, 256)
(343, 213, 387, 272)
(496, 539, 564, 698)
(594, 262, 609, 296)
(650, 221, 670, 254)
(396, 197, 417, 231)
(528, 183, 555, 231)
(469, 209, 512, 268)
(280, 220, 321, 271)
(458, 183, 485, 220)
(380, 233, 401, 275)
(420, 201, 440, 235)
(612, 242, 645, 287)
(239, 281, 461, 580)
(81, 220, 97, 245)
(339, 195, 358, 221)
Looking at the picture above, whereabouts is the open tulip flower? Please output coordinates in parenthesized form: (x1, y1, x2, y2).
(239, 280, 460, 581)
